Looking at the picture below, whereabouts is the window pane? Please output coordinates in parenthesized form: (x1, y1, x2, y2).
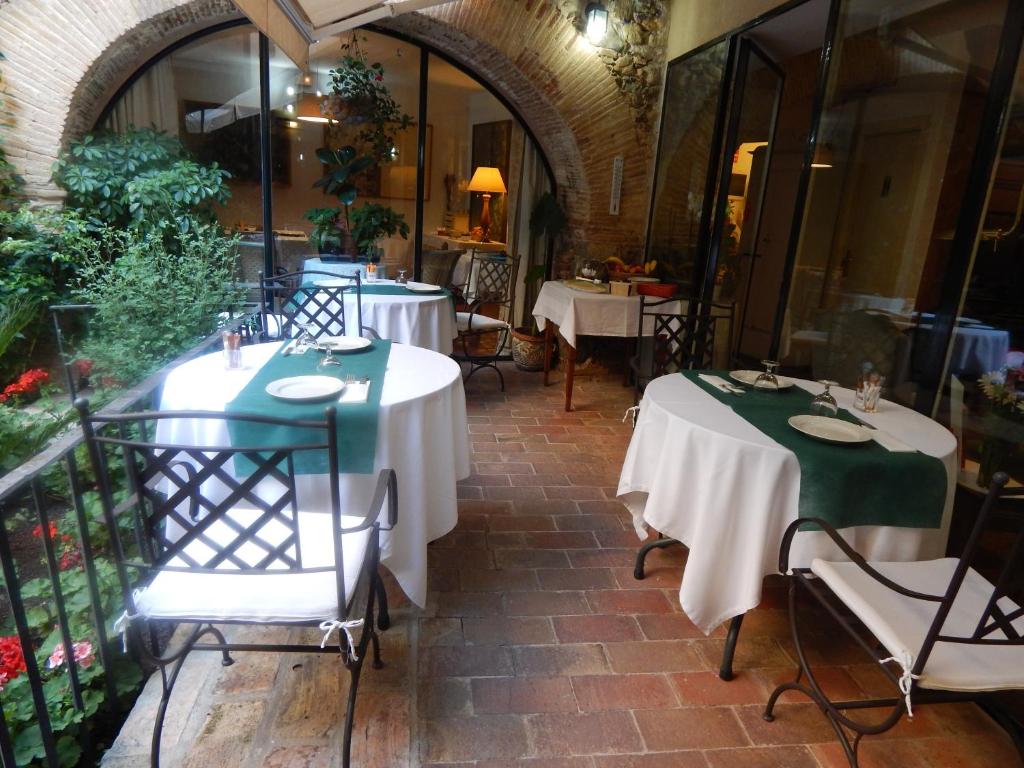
(781, 0, 1009, 407)
(647, 41, 729, 295)
(103, 24, 263, 276)
(268, 31, 420, 278)
(941, 50, 1024, 488)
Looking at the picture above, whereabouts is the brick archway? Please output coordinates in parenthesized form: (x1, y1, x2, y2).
(3, 0, 662, 257)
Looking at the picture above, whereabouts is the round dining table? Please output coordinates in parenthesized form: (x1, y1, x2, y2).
(157, 341, 471, 607)
(298, 278, 457, 355)
(617, 372, 957, 635)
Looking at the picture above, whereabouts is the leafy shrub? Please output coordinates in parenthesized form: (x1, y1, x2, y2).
(54, 128, 230, 244)
(348, 202, 409, 257)
(0, 208, 96, 305)
(75, 225, 244, 384)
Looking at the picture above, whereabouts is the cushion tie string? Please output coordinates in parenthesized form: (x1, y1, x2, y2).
(623, 406, 639, 427)
(880, 652, 920, 718)
(319, 619, 365, 662)
(112, 590, 147, 653)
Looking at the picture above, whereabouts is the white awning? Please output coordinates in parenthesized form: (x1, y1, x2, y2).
(230, 0, 452, 68)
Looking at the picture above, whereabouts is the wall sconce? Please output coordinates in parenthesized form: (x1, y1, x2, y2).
(585, 3, 609, 45)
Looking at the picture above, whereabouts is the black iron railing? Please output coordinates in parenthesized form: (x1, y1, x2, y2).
(0, 319, 229, 768)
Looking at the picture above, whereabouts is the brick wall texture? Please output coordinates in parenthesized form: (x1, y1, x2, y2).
(1, 0, 665, 261)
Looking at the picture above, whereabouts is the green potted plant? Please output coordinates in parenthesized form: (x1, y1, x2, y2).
(510, 192, 568, 371)
(308, 145, 373, 259)
(348, 202, 410, 260)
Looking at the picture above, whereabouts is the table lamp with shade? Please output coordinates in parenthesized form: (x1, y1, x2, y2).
(467, 166, 506, 242)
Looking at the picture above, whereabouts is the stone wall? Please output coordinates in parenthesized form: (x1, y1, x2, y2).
(0, 0, 667, 269)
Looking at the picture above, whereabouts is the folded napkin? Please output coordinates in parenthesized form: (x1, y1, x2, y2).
(866, 428, 915, 453)
(697, 373, 736, 394)
(339, 380, 371, 404)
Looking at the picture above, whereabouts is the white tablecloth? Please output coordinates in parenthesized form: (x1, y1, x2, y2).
(532, 280, 643, 348)
(617, 374, 957, 634)
(157, 342, 471, 606)
(303, 257, 389, 281)
(946, 325, 1010, 376)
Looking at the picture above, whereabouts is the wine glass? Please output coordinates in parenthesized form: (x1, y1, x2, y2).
(295, 321, 317, 352)
(810, 379, 839, 416)
(317, 341, 341, 370)
(396, 269, 408, 285)
(754, 360, 781, 390)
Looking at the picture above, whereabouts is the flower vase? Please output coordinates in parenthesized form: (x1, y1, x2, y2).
(977, 435, 1015, 489)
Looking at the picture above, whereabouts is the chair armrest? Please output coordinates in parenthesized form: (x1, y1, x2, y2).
(339, 468, 398, 533)
(779, 517, 944, 603)
(361, 325, 381, 340)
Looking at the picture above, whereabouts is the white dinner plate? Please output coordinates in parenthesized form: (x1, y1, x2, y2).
(729, 370, 795, 390)
(788, 415, 871, 445)
(405, 282, 443, 293)
(317, 336, 373, 353)
(265, 375, 345, 402)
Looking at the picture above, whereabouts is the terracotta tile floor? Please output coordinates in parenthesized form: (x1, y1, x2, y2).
(103, 364, 1021, 767)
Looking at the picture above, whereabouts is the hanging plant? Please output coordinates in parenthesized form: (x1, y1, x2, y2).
(323, 38, 413, 163)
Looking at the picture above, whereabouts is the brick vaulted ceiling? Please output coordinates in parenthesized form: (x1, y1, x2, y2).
(3, 0, 666, 259)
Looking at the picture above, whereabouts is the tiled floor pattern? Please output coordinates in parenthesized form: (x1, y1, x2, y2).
(103, 364, 1021, 767)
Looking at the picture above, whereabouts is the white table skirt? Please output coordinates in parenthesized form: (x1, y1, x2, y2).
(291, 282, 457, 355)
(616, 374, 957, 634)
(157, 342, 471, 606)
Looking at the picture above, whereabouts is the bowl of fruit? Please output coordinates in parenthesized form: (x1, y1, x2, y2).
(605, 257, 658, 282)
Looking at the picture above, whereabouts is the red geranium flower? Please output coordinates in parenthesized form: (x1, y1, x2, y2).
(0, 635, 26, 690)
(32, 521, 59, 540)
(0, 368, 49, 404)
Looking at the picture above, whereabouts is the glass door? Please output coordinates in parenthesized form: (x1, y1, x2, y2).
(705, 39, 785, 363)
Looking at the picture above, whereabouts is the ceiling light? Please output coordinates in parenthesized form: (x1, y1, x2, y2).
(286, 85, 295, 96)
(585, 3, 608, 45)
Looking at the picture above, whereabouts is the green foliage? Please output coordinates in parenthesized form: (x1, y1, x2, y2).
(0, 207, 97, 305)
(313, 145, 374, 224)
(348, 202, 409, 257)
(75, 225, 244, 384)
(0, 395, 72, 475)
(327, 45, 413, 160)
(54, 128, 231, 244)
(0, 296, 38, 357)
(529, 192, 568, 241)
(304, 206, 345, 253)
(2, 490, 143, 766)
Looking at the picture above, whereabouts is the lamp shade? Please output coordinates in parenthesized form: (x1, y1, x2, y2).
(467, 166, 506, 194)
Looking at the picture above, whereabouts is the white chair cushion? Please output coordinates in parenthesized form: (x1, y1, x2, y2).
(811, 558, 1024, 692)
(136, 511, 372, 624)
(456, 312, 508, 332)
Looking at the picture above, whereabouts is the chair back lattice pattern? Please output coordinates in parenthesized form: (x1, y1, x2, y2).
(917, 478, 1024, 670)
(421, 250, 464, 289)
(463, 253, 520, 315)
(636, 296, 725, 378)
(258, 270, 362, 340)
(78, 405, 342, 576)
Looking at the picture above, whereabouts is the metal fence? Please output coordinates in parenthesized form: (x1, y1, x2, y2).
(0, 321, 228, 767)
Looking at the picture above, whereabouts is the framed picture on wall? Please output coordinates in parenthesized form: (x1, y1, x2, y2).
(380, 123, 432, 200)
(471, 120, 513, 243)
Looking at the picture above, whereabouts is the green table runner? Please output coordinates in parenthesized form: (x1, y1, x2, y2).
(361, 284, 451, 298)
(226, 341, 392, 475)
(683, 371, 946, 529)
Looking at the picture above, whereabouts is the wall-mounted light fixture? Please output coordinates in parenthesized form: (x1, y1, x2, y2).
(585, 3, 609, 45)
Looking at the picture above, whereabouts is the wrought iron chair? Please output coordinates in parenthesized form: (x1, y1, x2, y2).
(764, 473, 1024, 767)
(452, 252, 520, 390)
(629, 295, 732, 405)
(257, 270, 364, 341)
(421, 249, 465, 290)
(76, 400, 398, 768)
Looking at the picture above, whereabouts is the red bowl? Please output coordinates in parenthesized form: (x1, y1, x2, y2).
(636, 282, 676, 298)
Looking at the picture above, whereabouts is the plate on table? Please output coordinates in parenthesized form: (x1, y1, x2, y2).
(265, 376, 344, 402)
(788, 415, 871, 445)
(405, 282, 443, 293)
(729, 370, 795, 390)
(317, 336, 372, 353)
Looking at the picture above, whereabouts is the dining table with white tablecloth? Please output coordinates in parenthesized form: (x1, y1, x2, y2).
(157, 341, 471, 607)
(617, 372, 957, 635)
